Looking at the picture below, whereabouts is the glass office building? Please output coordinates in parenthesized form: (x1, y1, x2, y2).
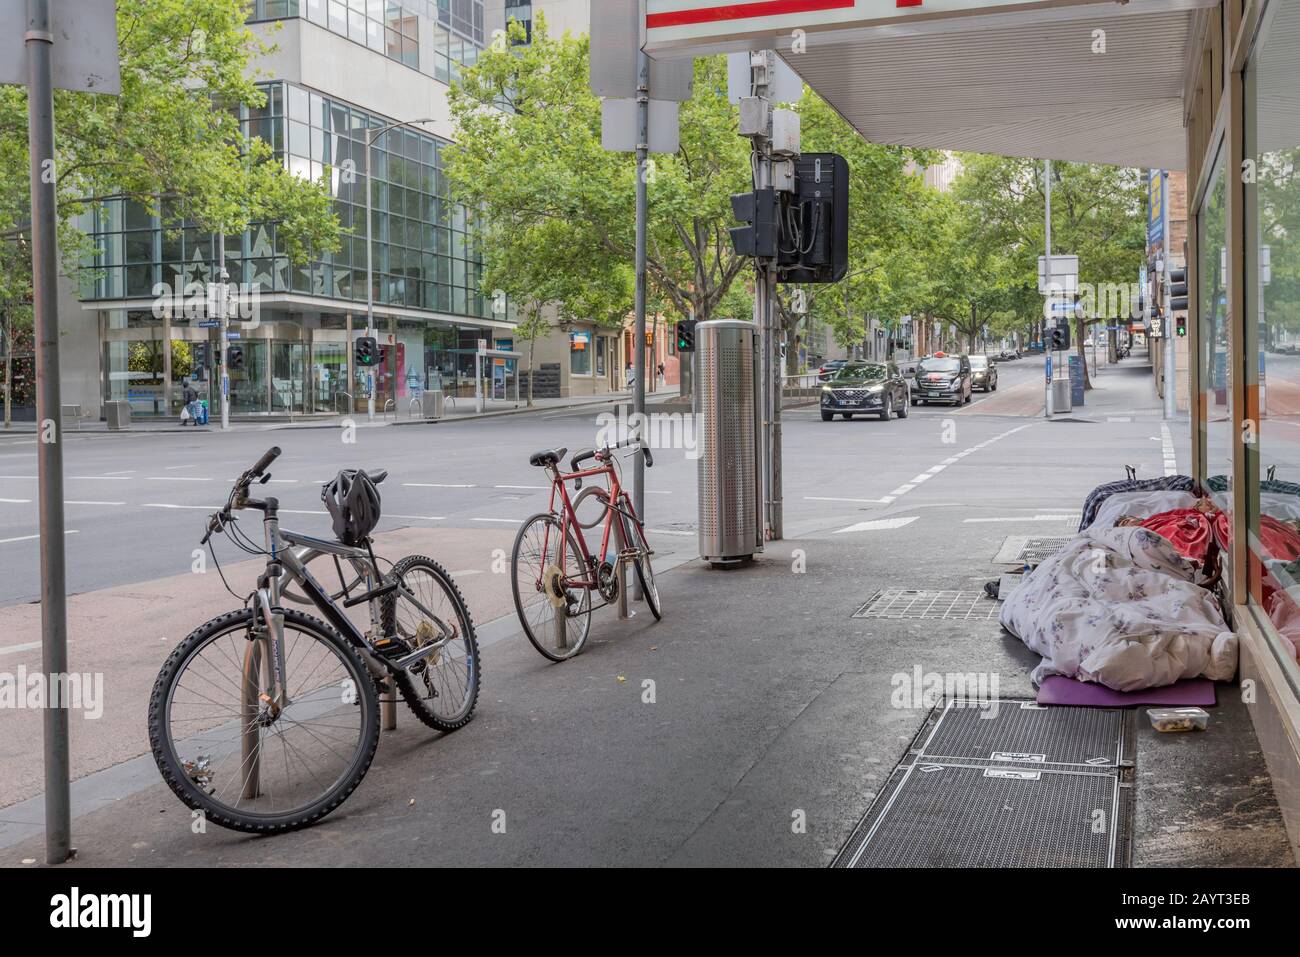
(78, 0, 514, 417)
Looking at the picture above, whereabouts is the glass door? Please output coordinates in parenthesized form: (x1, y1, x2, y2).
(229, 340, 270, 414)
(271, 341, 305, 414)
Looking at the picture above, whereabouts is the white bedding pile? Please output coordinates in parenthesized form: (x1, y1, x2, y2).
(999, 525, 1238, 690)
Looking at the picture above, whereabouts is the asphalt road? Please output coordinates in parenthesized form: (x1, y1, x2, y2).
(0, 357, 1050, 604)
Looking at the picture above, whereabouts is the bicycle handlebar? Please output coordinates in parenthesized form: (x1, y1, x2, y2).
(570, 437, 652, 474)
(200, 446, 282, 544)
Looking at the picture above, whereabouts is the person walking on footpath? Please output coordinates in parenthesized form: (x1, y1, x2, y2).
(180, 382, 200, 426)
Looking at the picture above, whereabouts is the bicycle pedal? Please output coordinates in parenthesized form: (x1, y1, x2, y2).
(371, 637, 411, 660)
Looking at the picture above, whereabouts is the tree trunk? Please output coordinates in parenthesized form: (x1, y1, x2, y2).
(526, 338, 536, 407)
(1074, 315, 1092, 390)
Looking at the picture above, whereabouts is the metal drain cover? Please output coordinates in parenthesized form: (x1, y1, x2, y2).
(917, 699, 1131, 768)
(833, 762, 1126, 868)
(993, 535, 1074, 566)
(852, 589, 1000, 620)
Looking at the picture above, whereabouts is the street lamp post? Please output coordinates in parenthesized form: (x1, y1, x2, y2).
(363, 117, 435, 422)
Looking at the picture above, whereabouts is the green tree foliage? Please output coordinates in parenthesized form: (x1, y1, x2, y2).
(947, 154, 1145, 383)
(445, 15, 752, 338)
(781, 94, 939, 357)
(0, 0, 340, 291)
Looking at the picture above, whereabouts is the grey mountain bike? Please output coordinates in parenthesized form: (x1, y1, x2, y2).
(147, 447, 480, 833)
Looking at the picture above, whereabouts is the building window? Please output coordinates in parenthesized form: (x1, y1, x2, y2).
(570, 332, 591, 375)
(1244, 0, 1300, 683)
(80, 81, 489, 321)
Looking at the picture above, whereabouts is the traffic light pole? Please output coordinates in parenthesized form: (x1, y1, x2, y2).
(749, 60, 782, 542)
(217, 230, 230, 431)
(632, 51, 649, 596)
(1043, 158, 1053, 419)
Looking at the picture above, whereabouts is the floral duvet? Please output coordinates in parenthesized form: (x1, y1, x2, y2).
(999, 525, 1238, 691)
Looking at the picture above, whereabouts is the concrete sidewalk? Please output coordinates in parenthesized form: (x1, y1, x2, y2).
(1, 406, 1289, 867)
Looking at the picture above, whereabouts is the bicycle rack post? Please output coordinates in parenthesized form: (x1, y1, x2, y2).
(240, 640, 263, 800)
(380, 676, 397, 731)
(553, 600, 568, 651)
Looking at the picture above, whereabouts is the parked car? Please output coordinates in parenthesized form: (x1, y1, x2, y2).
(970, 354, 998, 392)
(820, 360, 911, 421)
(817, 359, 848, 382)
(912, 353, 972, 406)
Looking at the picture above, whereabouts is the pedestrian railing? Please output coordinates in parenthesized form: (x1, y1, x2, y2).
(335, 391, 354, 416)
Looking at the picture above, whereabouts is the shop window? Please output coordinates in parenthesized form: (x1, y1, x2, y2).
(1244, 0, 1300, 679)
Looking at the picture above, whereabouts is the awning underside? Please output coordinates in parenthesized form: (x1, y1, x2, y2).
(774, 4, 1202, 170)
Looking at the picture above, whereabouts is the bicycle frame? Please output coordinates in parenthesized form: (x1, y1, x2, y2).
(246, 504, 458, 716)
(543, 456, 647, 593)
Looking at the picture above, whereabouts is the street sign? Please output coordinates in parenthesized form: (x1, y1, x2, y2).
(1147, 169, 1165, 247)
(0, 0, 120, 93)
(644, 0, 1065, 54)
(197, 320, 221, 329)
(590, 0, 693, 101)
(1038, 254, 1078, 295)
(601, 97, 681, 153)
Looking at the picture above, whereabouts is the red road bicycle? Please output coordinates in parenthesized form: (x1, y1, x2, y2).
(511, 437, 661, 660)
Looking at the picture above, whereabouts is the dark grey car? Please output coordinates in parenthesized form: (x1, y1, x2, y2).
(820, 361, 911, 421)
(912, 354, 973, 406)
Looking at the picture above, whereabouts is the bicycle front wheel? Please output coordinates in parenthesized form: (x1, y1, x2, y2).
(511, 512, 592, 661)
(622, 513, 662, 620)
(148, 608, 381, 834)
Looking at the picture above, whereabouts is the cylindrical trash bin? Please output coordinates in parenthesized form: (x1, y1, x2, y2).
(1051, 377, 1072, 414)
(105, 399, 132, 431)
(696, 319, 760, 565)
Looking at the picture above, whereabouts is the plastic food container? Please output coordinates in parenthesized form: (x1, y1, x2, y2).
(1147, 707, 1210, 733)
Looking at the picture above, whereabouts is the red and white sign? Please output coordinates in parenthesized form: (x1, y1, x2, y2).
(644, 0, 1057, 53)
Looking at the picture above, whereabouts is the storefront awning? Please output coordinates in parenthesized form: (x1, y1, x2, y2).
(646, 0, 1217, 170)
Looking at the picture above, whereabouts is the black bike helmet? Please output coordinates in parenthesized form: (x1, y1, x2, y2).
(322, 469, 382, 546)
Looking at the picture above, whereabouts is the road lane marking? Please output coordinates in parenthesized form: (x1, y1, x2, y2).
(386, 514, 447, 521)
(1160, 423, 1177, 476)
(65, 501, 125, 506)
(147, 476, 212, 482)
(0, 530, 78, 544)
(0, 498, 30, 503)
(963, 515, 1076, 524)
(648, 528, 693, 537)
(472, 517, 522, 524)
(404, 482, 476, 488)
(834, 516, 919, 534)
(165, 464, 198, 470)
(495, 485, 547, 490)
(0, 641, 41, 657)
(142, 503, 217, 510)
(805, 496, 892, 504)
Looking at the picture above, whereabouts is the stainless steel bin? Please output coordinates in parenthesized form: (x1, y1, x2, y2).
(1050, 377, 1072, 414)
(696, 319, 760, 564)
(421, 388, 445, 420)
(105, 400, 132, 431)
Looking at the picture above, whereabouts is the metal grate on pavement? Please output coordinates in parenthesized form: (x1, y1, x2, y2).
(852, 589, 1000, 620)
(992, 535, 1075, 566)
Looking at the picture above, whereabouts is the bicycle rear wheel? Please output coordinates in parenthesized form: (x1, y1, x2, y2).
(148, 608, 380, 833)
(381, 555, 480, 732)
(511, 513, 592, 661)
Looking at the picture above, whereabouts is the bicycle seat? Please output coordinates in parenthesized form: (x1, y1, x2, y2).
(529, 447, 567, 467)
(363, 469, 388, 485)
